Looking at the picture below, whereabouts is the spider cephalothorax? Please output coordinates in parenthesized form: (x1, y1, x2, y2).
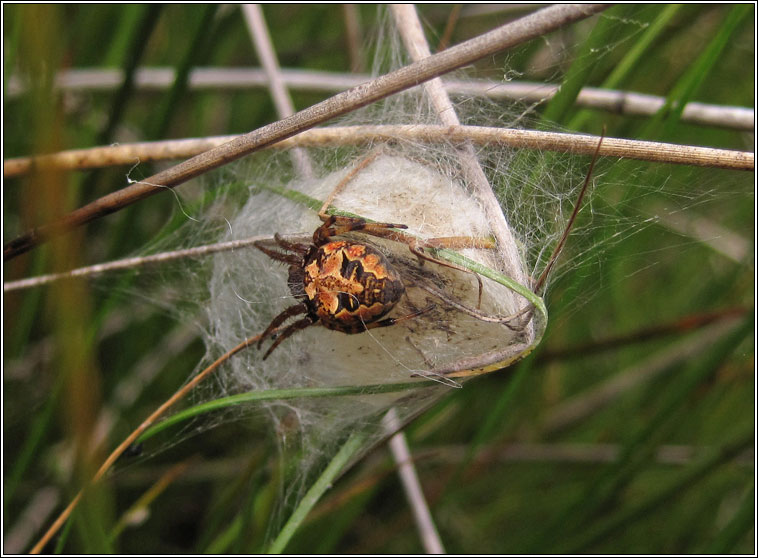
(254, 215, 419, 359)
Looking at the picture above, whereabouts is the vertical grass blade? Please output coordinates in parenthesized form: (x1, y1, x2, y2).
(266, 431, 368, 554)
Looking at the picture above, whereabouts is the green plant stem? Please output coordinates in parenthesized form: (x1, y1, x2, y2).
(266, 431, 368, 553)
(137, 381, 432, 443)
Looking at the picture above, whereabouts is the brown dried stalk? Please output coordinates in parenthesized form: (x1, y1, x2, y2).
(3, 236, 267, 292)
(242, 3, 313, 178)
(29, 333, 261, 554)
(4, 4, 607, 261)
(5, 126, 752, 179)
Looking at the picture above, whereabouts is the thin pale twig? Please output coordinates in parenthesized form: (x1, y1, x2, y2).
(391, 4, 528, 292)
(241, 3, 313, 177)
(5, 125, 752, 179)
(9, 67, 753, 131)
(4, 4, 608, 261)
(384, 409, 446, 554)
(3, 236, 266, 292)
(1, 230, 489, 294)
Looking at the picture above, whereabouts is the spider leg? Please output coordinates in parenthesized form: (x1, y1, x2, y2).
(257, 302, 309, 349)
(414, 281, 532, 331)
(273, 233, 310, 255)
(253, 239, 302, 266)
(262, 315, 318, 360)
(425, 236, 495, 250)
(409, 243, 484, 309)
(363, 303, 436, 330)
(313, 215, 407, 245)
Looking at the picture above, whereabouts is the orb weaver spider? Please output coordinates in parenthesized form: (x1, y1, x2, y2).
(253, 214, 437, 359)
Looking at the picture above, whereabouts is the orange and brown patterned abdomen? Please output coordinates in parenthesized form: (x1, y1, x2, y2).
(303, 240, 404, 333)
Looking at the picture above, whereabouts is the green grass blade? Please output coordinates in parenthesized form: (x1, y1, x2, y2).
(603, 5, 681, 90)
(97, 4, 163, 145)
(53, 512, 75, 554)
(703, 483, 755, 554)
(3, 374, 63, 512)
(137, 381, 433, 444)
(569, 4, 682, 130)
(266, 430, 368, 554)
(642, 4, 752, 140)
(539, 5, 634, 127)
(148, 4, 219, 140)
(562, 423, 754, 553)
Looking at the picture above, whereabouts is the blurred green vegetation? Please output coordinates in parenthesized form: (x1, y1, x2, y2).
(3, 4, 754, 554)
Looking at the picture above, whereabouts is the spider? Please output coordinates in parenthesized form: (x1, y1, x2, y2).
(253, 215, 435, 359)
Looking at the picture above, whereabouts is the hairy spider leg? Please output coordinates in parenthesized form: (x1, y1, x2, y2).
(314, 215, 408, 245)
(262, 314, 319, 360)
(253, 242, 301, 267)
(424, 236, 495, 250)
(272, 233, 310, 255)
(257, 301, 310, 349)
(364, 303, 436, 329)
(261, 301, 434, 359)
(413, 281, 532, 329)
(253, 234, 311, 266)
(409, 243, 484, 309)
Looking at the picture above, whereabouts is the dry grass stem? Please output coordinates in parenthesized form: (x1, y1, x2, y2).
(342, 4, 364, 73)
(5, 126, 752, 180)
(110, 459, 193, 539)
(9, 67, 753, 131)
(384, 409, 446, 554)
(391, 4, 527, 288)
(30, 333, 262, 554)
(533, 131, 604, 293)
(416, 442, 755, 467)
(539, 307, 750, 362)
(242, 3, 313, 178)
(436, 4, 462, 51)
(3, 236, 267, 292)
(4, 3, 607, 261)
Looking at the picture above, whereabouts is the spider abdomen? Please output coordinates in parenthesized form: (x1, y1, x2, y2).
(302, 240, 404, 333)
